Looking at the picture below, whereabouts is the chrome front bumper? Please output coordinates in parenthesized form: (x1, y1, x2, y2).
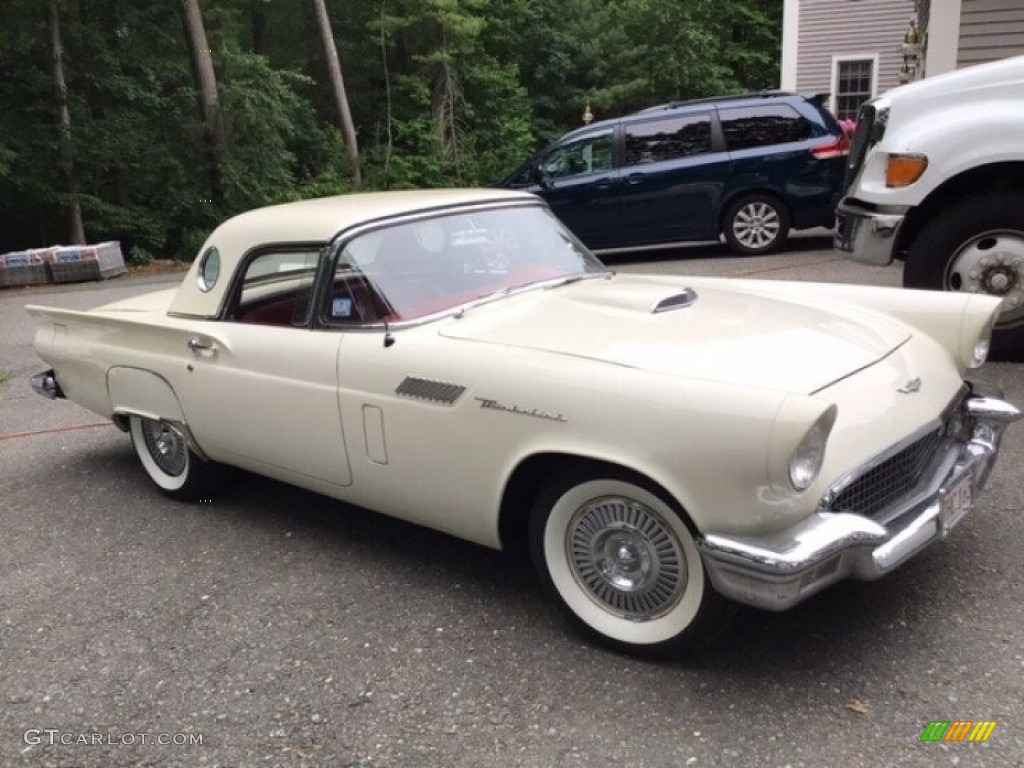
(697, 389, 1021, 612)
(834, 197, 907, 266)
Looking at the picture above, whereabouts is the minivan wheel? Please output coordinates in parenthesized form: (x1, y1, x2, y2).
(723, 195, 791, 255)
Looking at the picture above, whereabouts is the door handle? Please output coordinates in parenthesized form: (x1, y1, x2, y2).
(594, 177, 614, 191)
(187, 337, 218, 356)
(625, 173, 646, 185)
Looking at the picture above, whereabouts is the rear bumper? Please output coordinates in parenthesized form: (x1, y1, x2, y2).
(697, 387, 1020, 611)
(30, 369, 65, 400)
(834, 197, 907, 266)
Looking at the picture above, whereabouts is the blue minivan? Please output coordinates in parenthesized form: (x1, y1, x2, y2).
(499, 92, 849, 255)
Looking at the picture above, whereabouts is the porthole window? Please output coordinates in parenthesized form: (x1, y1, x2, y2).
(197, 247, 220, 292)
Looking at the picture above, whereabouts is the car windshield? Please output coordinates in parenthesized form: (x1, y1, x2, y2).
(332, 205, 606, 323)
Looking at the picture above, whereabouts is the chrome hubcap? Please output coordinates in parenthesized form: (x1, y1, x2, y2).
(946, 231, 1024, 327)
(141, 420, 187, 477)
(733, 202, 780, 249)
(566, 496, 686, 620)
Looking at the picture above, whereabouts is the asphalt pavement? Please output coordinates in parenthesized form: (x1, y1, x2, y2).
(1, 235, 1021, 768)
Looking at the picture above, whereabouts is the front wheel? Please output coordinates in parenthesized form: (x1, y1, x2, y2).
(529, 468, 734, 657)
(904, 192, 1024, 359)
(128, 415, 227, 500)
(722, 194, 791, 255)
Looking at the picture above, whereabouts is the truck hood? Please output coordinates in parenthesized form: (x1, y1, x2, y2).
(878, 55, 1024, 114)
(439, 275, 911, 393)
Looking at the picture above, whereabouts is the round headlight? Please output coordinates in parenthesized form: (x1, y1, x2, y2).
(789, 409, 836, 491)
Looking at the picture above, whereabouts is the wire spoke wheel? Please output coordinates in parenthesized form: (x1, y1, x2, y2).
(140, 418, 188, 477)
(530, 471, 734, 655)
(128, 415, 227, 499)
(567, 496, 686, 620)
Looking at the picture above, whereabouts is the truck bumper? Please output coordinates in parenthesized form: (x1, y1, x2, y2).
(697, 387, 1020, 612)
(834, 197, 908, 266)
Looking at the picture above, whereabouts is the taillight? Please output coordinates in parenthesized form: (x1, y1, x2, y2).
(810, 134, 850, 160)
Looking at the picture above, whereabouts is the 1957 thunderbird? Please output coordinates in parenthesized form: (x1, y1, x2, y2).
(28, 189, 1020, 656)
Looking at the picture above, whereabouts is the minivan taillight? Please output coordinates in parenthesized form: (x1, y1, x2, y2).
(810, 134, 850, 160)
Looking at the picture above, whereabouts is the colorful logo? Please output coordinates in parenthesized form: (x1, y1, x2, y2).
(920, 721, 997, 742)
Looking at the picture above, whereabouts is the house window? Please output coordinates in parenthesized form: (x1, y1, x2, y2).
(835, 59, 874, 121)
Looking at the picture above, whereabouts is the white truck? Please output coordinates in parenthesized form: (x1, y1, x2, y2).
(835, 56, 1024, 358)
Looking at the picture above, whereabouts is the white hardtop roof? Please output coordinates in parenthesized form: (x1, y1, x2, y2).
(169, 188, 538, 317)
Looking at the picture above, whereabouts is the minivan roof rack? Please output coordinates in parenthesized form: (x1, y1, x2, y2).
(636, 90, 798, 114)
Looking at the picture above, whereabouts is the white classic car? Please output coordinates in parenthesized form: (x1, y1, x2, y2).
(28, 189, 1020, 656)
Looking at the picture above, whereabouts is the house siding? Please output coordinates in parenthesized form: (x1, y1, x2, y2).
(796, 0, 916, 97)
(957, 0, 1024, 65)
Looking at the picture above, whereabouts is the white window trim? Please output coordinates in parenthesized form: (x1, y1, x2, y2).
(829, 53, 880, 118)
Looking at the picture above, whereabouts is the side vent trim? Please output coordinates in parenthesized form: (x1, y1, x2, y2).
(396, 377, 466, 405)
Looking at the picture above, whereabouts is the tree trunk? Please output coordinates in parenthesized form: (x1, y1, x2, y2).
(312, 0, 361, 186)
(50, 0, 85, 244)
(181, 0, 225, 201)
(251, 0, 266, 55)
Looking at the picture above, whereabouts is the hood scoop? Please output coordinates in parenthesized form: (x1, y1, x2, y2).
(652, 288, 697, 314)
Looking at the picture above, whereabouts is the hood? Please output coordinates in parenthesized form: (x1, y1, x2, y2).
(879, 55, 1024, 113)
(439, 275, 910, 394)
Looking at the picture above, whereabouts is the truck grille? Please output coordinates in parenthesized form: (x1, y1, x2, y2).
(843, 103, 883, 192)
(826, 426, 945, 518)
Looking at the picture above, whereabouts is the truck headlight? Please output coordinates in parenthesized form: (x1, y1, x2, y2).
(788, 408, 838, 491)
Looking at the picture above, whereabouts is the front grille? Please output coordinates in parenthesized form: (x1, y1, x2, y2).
(827, 426, 945, 518)
(843, 103, 884, 192)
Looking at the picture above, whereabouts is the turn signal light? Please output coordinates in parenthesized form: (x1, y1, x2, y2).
(886, 154, 928, 187)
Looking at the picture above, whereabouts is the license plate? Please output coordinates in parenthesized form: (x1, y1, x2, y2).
(940, 474, 973, 532)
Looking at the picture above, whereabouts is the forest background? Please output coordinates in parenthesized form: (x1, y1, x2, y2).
(0, 0, 781, 260)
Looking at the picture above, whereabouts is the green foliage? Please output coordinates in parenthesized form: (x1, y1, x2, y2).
(128, 245, 154, 266)
(0, 0, 782, 256)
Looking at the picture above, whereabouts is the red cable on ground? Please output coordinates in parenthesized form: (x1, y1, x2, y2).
(0, 421, 112, 443)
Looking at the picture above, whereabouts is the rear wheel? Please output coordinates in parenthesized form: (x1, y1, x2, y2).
(723, 194, 791, 255)
(904, 192, 1024, 359)
(529, 467, 734, 657)
(128, 415, 227, 500)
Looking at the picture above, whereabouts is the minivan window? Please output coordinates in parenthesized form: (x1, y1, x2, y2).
(540, 130, 614, 179)
(720, 104, 815, 150)
(624, 114, 712, 165)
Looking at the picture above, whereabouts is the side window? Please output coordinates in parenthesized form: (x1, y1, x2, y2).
(624, 113, 712, 165)
(720, 104, 817, 151)
(231, 248, 321, 326)
(540, 130, 614, 179)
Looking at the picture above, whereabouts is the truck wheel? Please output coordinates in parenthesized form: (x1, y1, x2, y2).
(904, 193, 1024, 359)
(528, 467, 734, 657)
(723, 194, 790, 255)
(129, 415, 228, 500)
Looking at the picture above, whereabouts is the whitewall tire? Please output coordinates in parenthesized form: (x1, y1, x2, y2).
(529, 468, 733, 656)
(128, 415, 226, 500)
